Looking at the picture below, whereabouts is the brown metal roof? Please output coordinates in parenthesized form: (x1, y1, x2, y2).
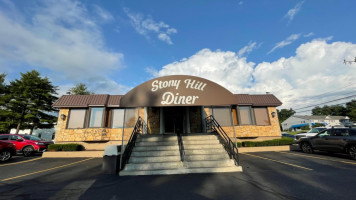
(88, 94, 109, 106)
(53, 95, 110, 108)
(107, 95, 123, 107)
(53, 93, 282, 108)
(234, 94, 282, 107)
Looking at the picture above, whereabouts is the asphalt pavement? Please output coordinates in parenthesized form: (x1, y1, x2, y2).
(1, 150, 356, 200)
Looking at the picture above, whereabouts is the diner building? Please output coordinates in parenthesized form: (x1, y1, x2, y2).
(53, 75, 282, 147)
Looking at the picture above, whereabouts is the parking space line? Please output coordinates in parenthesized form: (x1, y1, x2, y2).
(280, 152, 356, 165)
(1, 158, 94, 182)
(240, 153, 313, 171)
(0, 157, 43, 167)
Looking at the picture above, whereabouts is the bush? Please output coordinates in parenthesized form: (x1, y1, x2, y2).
(48, 144, 85, 151)
(301, 125, 310, 130)
(241, 137, 294, 147)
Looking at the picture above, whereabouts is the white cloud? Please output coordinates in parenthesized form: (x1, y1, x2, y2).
(0, 0, 123, 81)
(124, 8, 177, 45)
(150, 48, 255, 92)
(93, 5, 114, 22)
(237, 41, 261, 57)
(304, 32, 314, 37)
(268, 34, 301, 54)
(285, 1, 304, 23)
(150, 39, 356, 113)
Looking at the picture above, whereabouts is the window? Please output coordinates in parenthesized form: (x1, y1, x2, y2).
(254, 107, 270, 126)
(349, 129, 356, 136)
(89, 107, 105, 128)
(212, 107, 232, 126)
(10, 135, 22, 141)
(67, 109, 86, 129)
(238, 106, 253, 125)
(124, 108, 137, 127)
(0, 135, 9, 140)
(111, 109, 125, 128)
(332, 129, 347, 136)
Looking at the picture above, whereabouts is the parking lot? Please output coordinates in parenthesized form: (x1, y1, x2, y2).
(1, 150, 356, 200)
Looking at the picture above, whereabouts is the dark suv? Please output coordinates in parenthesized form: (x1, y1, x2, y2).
(297, 127, 356, 160)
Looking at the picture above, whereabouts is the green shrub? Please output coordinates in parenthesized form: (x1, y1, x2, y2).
(48, 144, 85, 151)
(301, 125, 310, 130)
(241, 137, 294, 147)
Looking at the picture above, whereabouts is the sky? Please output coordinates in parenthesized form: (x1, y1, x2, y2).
(1, 0, 356, 114)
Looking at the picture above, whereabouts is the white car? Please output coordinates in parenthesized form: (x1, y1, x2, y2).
(295, 127, 326, 140)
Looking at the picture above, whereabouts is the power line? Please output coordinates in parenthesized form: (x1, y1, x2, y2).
(295, 101, 351, 114)
(293, 94, 356, 111)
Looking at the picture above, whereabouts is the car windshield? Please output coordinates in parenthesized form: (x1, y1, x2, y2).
(308, 128, 323, 133)
(22, 135, 42, 141)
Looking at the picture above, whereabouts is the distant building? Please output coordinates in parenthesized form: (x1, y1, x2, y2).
(281, 115, 351, 130)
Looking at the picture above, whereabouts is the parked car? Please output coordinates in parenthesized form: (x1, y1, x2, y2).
(297, 127, 356, 160)
(0, 134, 54, 156)
(0, 141, 17, 162)
(295, 127, 327, 140)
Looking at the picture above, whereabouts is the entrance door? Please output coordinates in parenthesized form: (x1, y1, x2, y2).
(164, 107, 185, 134)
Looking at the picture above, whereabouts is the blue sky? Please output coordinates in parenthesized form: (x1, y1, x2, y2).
(1, 0, 356, 113)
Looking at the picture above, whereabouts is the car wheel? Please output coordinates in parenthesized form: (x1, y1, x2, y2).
(0, 150, 12, 162)
(23, 146, 34, 157)
(301, 142, 313, 154)
(349, 145, 356, 160)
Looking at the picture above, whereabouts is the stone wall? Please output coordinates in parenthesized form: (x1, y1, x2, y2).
(55, 106, 281, 143)
(55, 108, 139, 143)
(204, 107, 281, 139)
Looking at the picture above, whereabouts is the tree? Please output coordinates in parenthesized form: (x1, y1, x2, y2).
(346, 100, 356, 122)
(0, 73, 12, 132)
(67, 83, 93, 95)
(7, 70, 58, 134)
(277, 108, 296, 123)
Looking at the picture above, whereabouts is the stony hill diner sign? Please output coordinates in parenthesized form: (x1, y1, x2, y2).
(120, 75, 237, 107)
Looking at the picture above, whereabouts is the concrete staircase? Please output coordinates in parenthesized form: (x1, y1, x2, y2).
(119, 135, 185, 176)
(120, 134, 242, 176)
(183, 134, 242, 173)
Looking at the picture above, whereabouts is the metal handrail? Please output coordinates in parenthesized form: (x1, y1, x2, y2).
(205, 115, 239, 165)
(177, 132, 185, 161)
(120, 116, 144, 170)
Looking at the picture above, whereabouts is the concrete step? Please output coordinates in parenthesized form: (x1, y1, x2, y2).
(182, 135, 218, 141)
(135, 141, 178, 147)
(119, 166, 243, 176)
(120, 168, 188, 176)
(183, 144, 224, 150)
(129, 156, 181, 163)
(185, 160, 235, 168)
(182, 140, 220, 145)
(133, 146, 179, 151)
(124, 161, 184, 171)
(185, 149, 227, 155)
(184, 154, 229, 161)
(136, 136, 177, 142)
(131, 150, 180, 157)
(187, 166, 243, 173)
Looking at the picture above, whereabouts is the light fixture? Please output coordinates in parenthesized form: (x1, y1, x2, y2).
(60, 114, 66, 121)
(271, 112, 276, 118)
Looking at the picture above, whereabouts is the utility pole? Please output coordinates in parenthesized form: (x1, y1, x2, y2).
(344, 57, 356, 64)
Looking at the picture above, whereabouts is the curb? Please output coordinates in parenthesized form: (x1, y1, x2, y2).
(42, 151, 104, 158)
(238, 144, 299, 153)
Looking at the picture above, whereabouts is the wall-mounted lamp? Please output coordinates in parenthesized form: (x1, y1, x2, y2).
(271, 112, 276, 118)
(60, 114, 66, 121)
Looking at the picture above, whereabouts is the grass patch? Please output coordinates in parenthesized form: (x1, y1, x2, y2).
(239, 137, 295, 147)
(48, 144, 85, 151)
(285, 131, 306, 135)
